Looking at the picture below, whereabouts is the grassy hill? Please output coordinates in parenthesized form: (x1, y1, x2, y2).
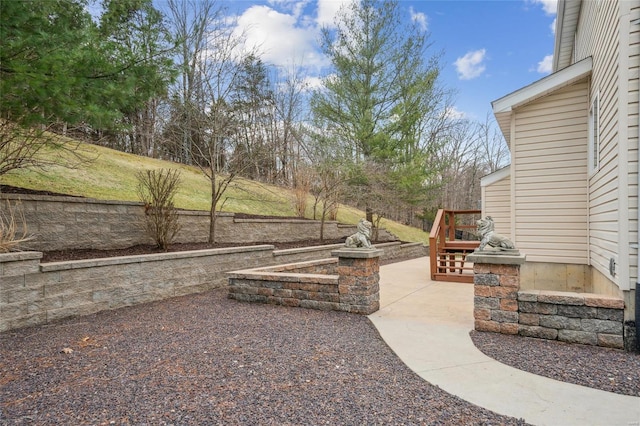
(1, 137, 429, 243)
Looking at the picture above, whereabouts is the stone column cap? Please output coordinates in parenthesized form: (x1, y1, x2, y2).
(466, 252, 526, 265)
(331, 248, 384, 259)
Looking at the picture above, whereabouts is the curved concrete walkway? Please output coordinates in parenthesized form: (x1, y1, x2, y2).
(370, 257, 640, 426)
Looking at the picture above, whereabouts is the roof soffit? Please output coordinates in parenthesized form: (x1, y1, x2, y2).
(481, 166, 510, 187)
(491, 56, 592, 145)
(553, 0, 582, 72)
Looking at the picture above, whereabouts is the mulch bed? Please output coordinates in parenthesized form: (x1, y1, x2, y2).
(39, 240, 348, 263)
(0, 289, 526, 425)
(470, 330, 640, 397)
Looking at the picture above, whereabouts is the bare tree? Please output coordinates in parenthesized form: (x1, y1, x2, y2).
(272, 63, 309, 185)
(230, 55, 275, 182)
(420, 114, 509, 232)
(165, 0, 257, 243)
(166, 0, 223, 164)
(316, 165, 344, 241)
(476, 113, 510, 174)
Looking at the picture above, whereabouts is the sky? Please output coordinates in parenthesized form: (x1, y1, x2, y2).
(219, 0, 558, 122)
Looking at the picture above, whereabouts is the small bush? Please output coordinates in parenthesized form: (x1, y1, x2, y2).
(292, 166, 312, 218)
(0, 199, 34, 252)
(136, 169, 182, 250)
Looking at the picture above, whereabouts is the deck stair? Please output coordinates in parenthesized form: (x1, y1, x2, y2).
(429, 209, 481, 283)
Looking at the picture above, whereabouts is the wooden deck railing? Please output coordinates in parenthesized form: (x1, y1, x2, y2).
(429, 209, 481, 283)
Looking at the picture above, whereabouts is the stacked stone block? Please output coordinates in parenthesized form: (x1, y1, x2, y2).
(336, 251, 381, 315)
(469, 252, 627, 350)
(1, 246, 278, 332)
(518, 290, 625, 349)
(3, 193, 397, 252)
(228, 249, 382, 315)
(228, 274, 341, 310)
(473, 263, 521, 335)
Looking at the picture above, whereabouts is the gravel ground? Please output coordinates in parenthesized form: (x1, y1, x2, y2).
(1, 289, 526, 425)
(470, 330, 640, 397)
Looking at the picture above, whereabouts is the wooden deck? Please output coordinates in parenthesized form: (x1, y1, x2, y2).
(429, 210, 481, 283)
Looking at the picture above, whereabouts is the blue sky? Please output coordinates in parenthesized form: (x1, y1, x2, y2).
(221, 0, 558, 121)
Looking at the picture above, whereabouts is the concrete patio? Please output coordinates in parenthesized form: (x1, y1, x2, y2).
(371, 257, 640, 426)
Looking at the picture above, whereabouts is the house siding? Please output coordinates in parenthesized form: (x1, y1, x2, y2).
(482, 173, 511, 238)
(513, 80, 589, 264)
(574, 0, 640, 290)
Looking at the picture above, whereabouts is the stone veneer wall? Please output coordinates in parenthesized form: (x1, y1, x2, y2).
(473, 263, 521, 335)
(2, 193, 396, 251)
(473, 261, 626, 350)
(228, 250, 381, 315)
(1, 242, 423, 332)
(228, 259, 341, 311)
(517, 290, 625, 349)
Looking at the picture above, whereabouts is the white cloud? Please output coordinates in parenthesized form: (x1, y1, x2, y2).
(550, 17, 556, 34)
(409, 7, 428, 32)
(537, 54, 553, 74)
(267, 0, 310, 19)
(529, 0, 557, 15)
(303, 76, 324, 91)
(445, 107, 467, 120)
(235, 5, 327, 69)
(454, 49, 487, 80)
(317, 0, 354, 28)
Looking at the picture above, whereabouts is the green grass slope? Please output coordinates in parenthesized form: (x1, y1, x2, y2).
(1, 137, 429, 243)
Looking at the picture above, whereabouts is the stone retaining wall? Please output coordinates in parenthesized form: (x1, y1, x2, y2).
(471, 254, 626, 350)
(2, 193, 396, 251)
(227, 259, 341, 311)
(518, 290, 625, 349)
(1, 242, 423, 332)
(228, 249, 382, 314)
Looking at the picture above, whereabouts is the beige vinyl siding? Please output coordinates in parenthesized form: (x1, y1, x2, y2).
(482, 173, 511, 238)
(512, 80, 589, 264)
(574, 0, 622, 285)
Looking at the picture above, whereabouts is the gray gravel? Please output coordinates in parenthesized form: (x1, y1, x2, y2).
(470, 330, 640, 397)
(1, 289, 526, 425)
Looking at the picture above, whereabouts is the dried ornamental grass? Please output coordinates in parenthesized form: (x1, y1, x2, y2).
(0, 199, 34, 252)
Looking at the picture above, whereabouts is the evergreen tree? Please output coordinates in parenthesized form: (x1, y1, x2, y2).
(0, 0, 115, 127)
(310, 0, 445, 221)
(0, 0, 176, 177)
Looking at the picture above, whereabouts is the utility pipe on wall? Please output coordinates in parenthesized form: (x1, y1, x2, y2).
(635, 15, 640, 351)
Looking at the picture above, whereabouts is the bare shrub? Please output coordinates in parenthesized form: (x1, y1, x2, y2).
(136, 169, 182, 250)
(0, 199, 34, 253)
(292, 166, 312, 218)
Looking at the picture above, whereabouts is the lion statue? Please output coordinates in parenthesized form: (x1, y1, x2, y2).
(345, 218, 373, 249)
(476, 216, 516, 251)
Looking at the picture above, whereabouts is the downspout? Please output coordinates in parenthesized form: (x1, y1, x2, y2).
(636, 76, 640, 350)
(635, 16, 640, 351)
(636, 71, 640, 350)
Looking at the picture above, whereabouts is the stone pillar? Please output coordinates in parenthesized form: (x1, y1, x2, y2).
(331, 248, 383, 315)
(466, 252, 526, 335)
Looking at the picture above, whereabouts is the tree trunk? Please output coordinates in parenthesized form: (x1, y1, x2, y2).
(208, 179, 217, 244)
(320, 199, 326, 241)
